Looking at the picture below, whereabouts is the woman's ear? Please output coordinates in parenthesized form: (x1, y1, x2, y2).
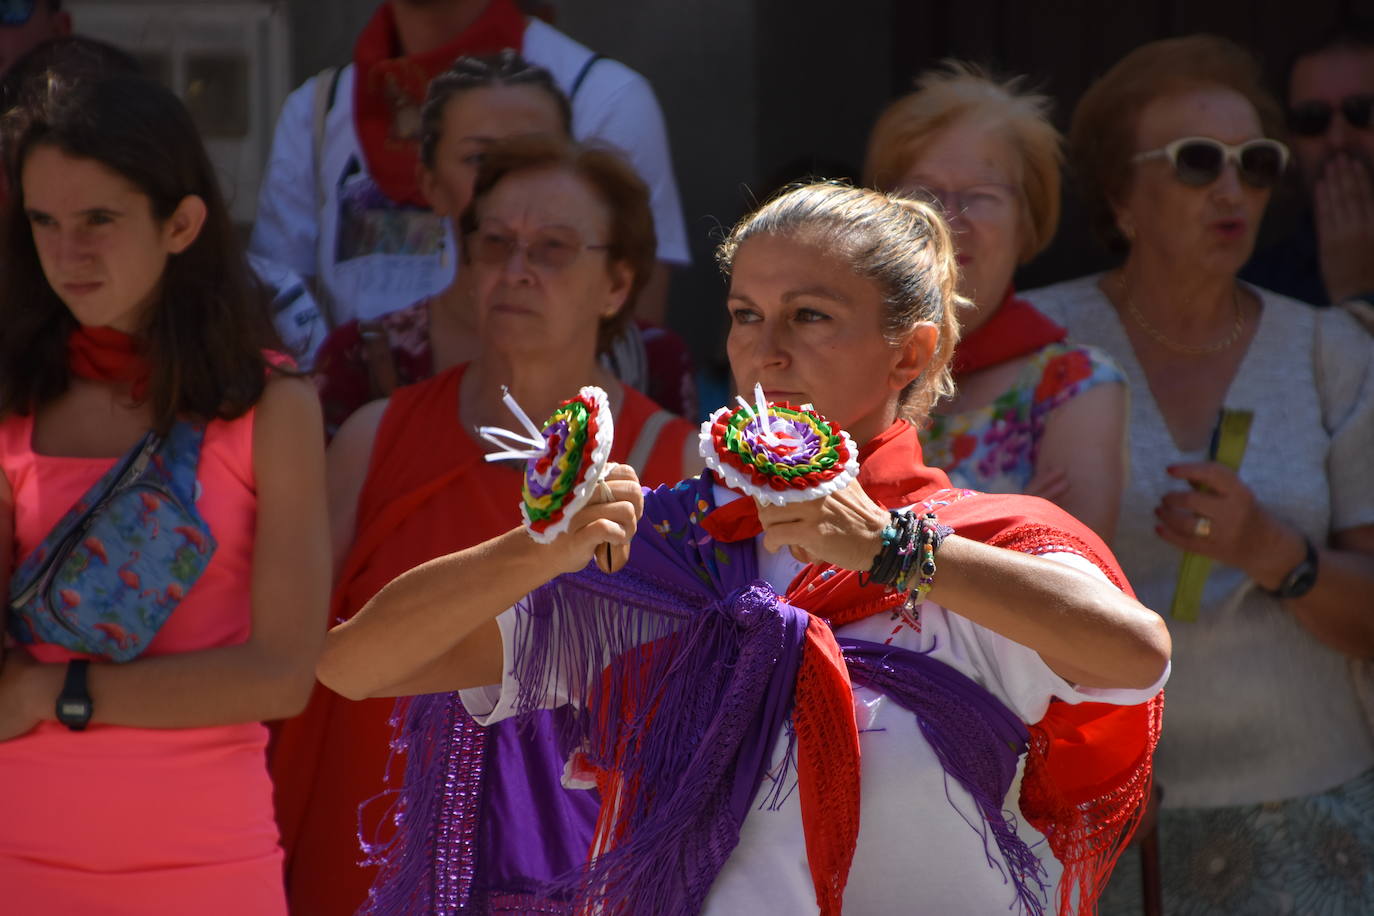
(163, 195, 208, 255)
(1114, 208, 1137, 243)
(891, 322, 938, 394)
(603, 259, 634, 319)
(1108, 184, 1137, 244)
(419, 164, 450, 217)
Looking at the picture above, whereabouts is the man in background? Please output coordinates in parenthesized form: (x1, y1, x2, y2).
(1245, 19, 1374, 311)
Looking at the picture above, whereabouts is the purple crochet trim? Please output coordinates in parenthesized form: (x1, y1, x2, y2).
(360, 695, 602, 915)
(359, 692, 487, 916)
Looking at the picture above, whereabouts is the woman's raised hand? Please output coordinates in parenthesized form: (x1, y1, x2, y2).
(547, 463, 644, 575)
(756, 478, 890, 571)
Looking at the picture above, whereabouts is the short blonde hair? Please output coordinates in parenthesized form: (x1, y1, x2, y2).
(863, 61, 1063, 264)
(1070, 35, 1283, 254)
(716, 182, 965, 424)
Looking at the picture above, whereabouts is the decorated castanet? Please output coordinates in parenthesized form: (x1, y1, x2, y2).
(699, 383, 859, 506)
(478, 386, 625, 572)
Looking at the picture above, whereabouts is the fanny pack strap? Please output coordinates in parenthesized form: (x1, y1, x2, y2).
(157, 421, 207, 506)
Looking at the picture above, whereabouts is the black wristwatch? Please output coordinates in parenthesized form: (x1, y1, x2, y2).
(1264, 537, 1319, 600)
(55, 659, 93, 731)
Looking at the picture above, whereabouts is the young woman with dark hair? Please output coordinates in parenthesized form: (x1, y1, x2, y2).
(0, 75, 330, 915)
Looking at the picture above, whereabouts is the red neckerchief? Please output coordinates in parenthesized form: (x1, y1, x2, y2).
(353, 0, 526, 206)
(952, 289, 1067, 379)
(703, 421, 1162, 915)
(67, 325, 151, 401)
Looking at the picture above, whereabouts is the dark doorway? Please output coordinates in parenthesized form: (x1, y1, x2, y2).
(888, 0, 1372, 289)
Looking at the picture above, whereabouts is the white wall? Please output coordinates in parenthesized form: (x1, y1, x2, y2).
(69, 1, 293, 223)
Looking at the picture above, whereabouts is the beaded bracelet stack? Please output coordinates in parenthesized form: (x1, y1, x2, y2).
(865, 509, 953, 602)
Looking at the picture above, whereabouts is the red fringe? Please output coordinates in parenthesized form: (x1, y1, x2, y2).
(793, 623, 862, 916)
(988, 524, 1165, 915)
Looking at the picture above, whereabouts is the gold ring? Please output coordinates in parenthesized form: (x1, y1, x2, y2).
(1193, 515, 1213, 539)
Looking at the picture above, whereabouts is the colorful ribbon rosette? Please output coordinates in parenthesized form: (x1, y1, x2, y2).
(699, 383, 860, 506)
(478, 386, 614, 543)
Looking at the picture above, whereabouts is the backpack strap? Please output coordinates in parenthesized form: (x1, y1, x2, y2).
(310, 66, 343, 329)
(569, 52, 605, 102)
(625, 408, 674, 476)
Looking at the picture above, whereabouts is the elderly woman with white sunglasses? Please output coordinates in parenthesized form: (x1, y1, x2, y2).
(1028, 35, 1374, 916)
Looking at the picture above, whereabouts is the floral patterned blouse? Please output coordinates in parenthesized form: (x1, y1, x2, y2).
(920, 342, 1124, 494)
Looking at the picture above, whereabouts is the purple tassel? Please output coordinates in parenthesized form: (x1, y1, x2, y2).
(359, 692, 488, 916)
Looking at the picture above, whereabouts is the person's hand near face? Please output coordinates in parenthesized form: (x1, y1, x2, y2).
(1312, 152, 1374, 302)
(1288, 46, 1374, 302)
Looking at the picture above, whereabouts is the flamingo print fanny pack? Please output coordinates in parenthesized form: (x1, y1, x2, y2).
(6, 422, 218, 662)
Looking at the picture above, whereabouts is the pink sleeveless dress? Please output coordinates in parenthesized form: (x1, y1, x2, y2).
(0, 409, 287, 915)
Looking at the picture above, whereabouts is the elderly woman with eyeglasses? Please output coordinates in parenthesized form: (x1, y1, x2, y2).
(1027, 35, 1374, 915)
(865, 63, 1126, 543)
(270, 132, 700, 916)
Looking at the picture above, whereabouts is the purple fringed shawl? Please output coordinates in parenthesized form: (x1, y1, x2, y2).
(369, 473, 1051, 915)
(509, 477, 810, 916)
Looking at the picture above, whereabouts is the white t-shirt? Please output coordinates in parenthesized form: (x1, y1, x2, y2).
(461, 486, 1168, 915)
(248, 18, 689, 328)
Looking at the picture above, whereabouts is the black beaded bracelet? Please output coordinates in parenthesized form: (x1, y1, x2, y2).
(867, 509, 913, 586)
(866, 509, 951, 597)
